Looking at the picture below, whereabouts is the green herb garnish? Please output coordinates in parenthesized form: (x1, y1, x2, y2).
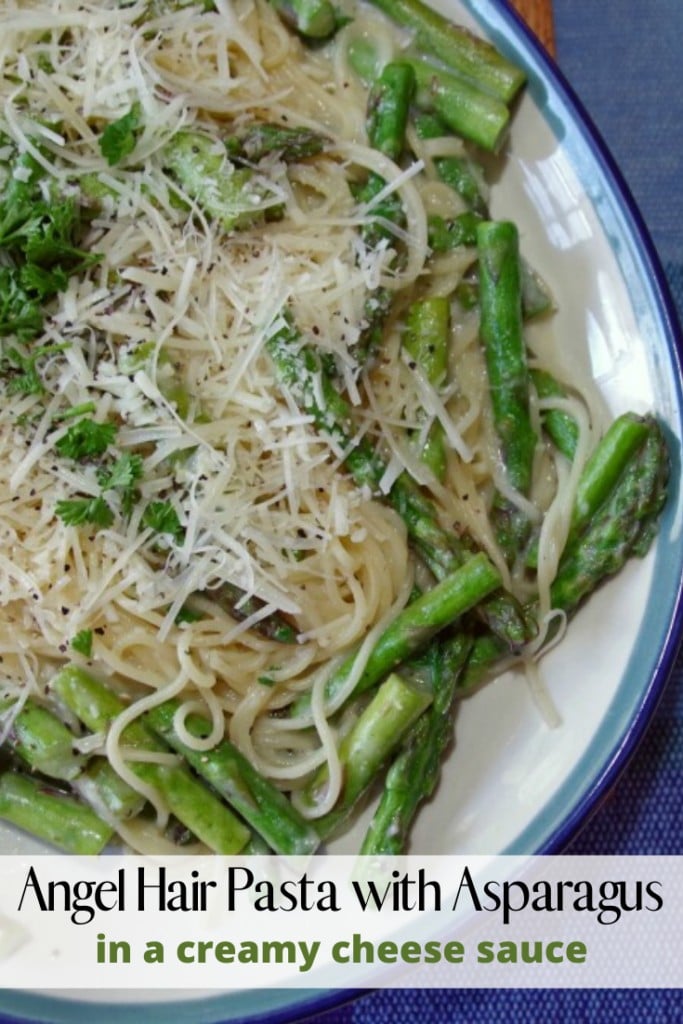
(71, 629, 93, 657)
(55, 496, 115, 528)
(55, 418, 118, 461)
(99, 102, 143, 166)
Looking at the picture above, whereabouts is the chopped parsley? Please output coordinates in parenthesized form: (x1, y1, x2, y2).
(97, 452, 143, 491)
(71, 629, 93, 657)
(99, 102, 143, 166)
(98, 453, 144, 518)
(0, 342, 70, 396)
(175, 605, 204, 625)
(0, 141, 100, 344)
(55, 495, 114, 529)
(142, 500, 184, 541)
(55, 418, 118, 461)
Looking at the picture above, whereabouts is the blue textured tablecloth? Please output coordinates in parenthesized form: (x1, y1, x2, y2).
(301, 1, 683, 1021)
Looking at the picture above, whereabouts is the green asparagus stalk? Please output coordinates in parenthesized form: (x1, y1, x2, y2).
(567, 412, 651, 545)
(267, 312, 531, 649)
(1, 695, 148, 822)
(403, 296, 449, 482)
(144, 700, 321, 856)
(548, 418, 669, 613)
(477, 219, 537, 563)
(427, 211, 480, 252)
(366, 0, 526, 103)
(361, 631, 471, 854)
(293, 552, 501, 714)
(225, 123, 328, 164)
(356, 61, 416, 250)
(413, 111, 488, 216)
(367, 62, 416, 162)
(464, 415, 670, 687)
(528, 412, 657, 572)
(404, 296, 449, 384)
(349, 64, 415, 358)
(0, 771, 113, 854)
(2, 699, 84, 781)
(300, 671, 433, 836)
(531, 368, 579, 461)
(477, 220, 535, 494)
(74, 757, 147, 821)
(267, 0, 339, 39)
(163, 131, 276, 232)
(409, 57, 511, 153)
(51, 665, 251, 854)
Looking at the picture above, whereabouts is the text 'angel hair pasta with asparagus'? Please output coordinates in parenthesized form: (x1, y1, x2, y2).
(0, 0, 669, 856)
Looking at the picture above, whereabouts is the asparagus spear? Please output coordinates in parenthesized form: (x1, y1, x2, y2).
(292, 552, 501, 713)
(568, 412, 651, 544)
(266, 0, 339, 39)
(477, 220, 535, 494)
(360, 631, 471, 854)
(300, 670, 433, 836)
(403, 296, 449, 482)
(74, 757, 147, 822)
(365, 0, 526, 103)
(163, 131, 276, 232)
(427, 211, 480, 253)
(477, 219, 537, 563)
(267, 313, 531, 649)
(549, 418, 668, 613)
(225, 123, 328, 164)
(2, 698, 85, 781)
(404, 296, 449, 385)
(531, 368, 579, 461)
(351, 63, 416, 360)
(356, 62, 415, 250)
(0, 772, 113, 855)
(528, 413, 657, 571)
(144, 700, 321, 856)
(465, 415, 670, 686)
(366, 61, 416, 162)
(413, 111, 488, 216)
(409, 57, 511, 153)
(51, 665, 251, 854)
(1, 695, 148, 821)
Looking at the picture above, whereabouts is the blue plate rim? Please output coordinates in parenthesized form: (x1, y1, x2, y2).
(2, 0, 683, 1022)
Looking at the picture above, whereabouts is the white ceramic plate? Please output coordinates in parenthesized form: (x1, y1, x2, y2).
(3, 0, 683, 1020)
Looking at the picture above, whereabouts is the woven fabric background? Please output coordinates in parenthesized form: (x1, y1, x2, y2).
(298, 0, 683, 1020)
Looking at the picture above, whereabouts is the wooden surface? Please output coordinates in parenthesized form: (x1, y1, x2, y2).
(507, 0, 555, 55)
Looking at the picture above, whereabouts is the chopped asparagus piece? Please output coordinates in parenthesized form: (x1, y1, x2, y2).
(366, 0, 526, 103)
(301, 671, 433, 836)
(52, 665, 251, 854)
(163, 131, 272, 232)
(361, 632, 472, 854)
(0, 772, 113, 854)
(144, 700, 321, 855)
